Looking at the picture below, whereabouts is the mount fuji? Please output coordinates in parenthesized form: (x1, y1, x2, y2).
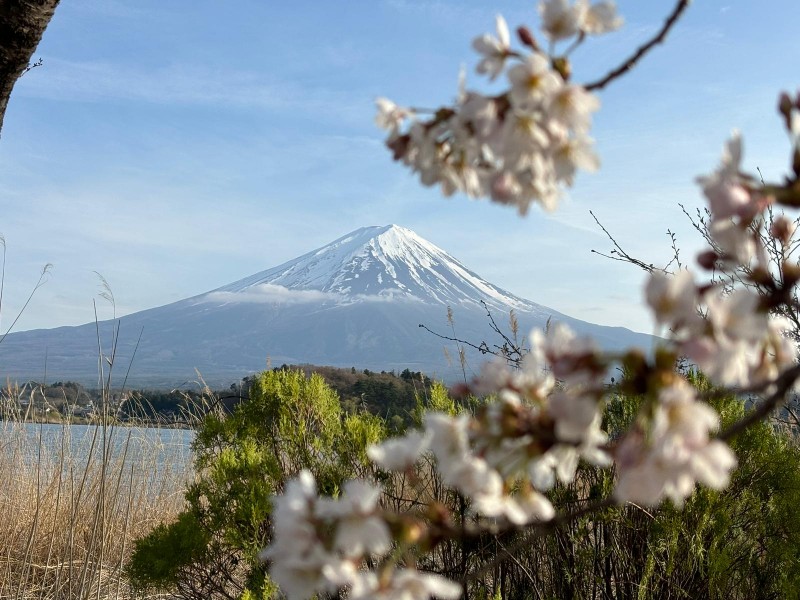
(0, 225, 654, 386)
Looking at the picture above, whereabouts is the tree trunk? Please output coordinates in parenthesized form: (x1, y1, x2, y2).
(0, 0, 60, 137)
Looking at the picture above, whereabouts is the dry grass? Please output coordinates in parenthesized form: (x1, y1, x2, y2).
(0, 387, 193, 600)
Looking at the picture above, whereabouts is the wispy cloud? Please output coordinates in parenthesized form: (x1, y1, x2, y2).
(204, 284, 342, 305)
(203, 284, 425, 306)
(15, 58, 370, 118)
(383, 0, 492, 21)
(353, 290, 424, 304)
(68, 0, 144, 19)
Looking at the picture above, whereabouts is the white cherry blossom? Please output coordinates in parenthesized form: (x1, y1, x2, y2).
(539, 0, 582, 41)
(577, 0, 623, 34)
(382, 568, 463, 600)
(614, 379, 737, 506)
(547, 84, 600, 132)
(530, 322, 602, 383)
(709, 218, 757, 265)
(316, 10, 800, 596)
(697, 132, 766, 222)
(375, 98, 411, 132)
(367, 429, 431, 471)
(473, 14, 511, 80)
(316, 479, 391, 558)
(645, 269, 701, 334)
(552, 134, 600, 184)
(263, 471, 339, 600)
(706, 289, 766, 345)
(508, 53, 562, 111)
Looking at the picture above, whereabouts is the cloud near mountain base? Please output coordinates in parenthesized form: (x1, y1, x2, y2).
(204, 284, 342, 305)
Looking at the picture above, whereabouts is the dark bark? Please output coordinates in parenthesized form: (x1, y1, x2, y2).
(0, 0, 60, 137)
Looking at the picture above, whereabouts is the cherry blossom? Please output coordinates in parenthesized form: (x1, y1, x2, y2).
(262, 6, 800, 598)
(473, 15, 511, 80)
(614, 378, 737, 506)
(378, 569, 462, 600)
(645, 269, 701, 334)
(539, 0, 583, 41)
(376, 2, 612, 214)
(709, 219, 758, 266)
(507, 53, 563, 111)
(262, 471, 338, 600)
(577, 0, 624, 35)
(367, 429, 431, 471)
(316, 479, 391, 557)
(548, 84, 600, 132)
(375, 98, 411, 133)
(697, 132, 767, 222)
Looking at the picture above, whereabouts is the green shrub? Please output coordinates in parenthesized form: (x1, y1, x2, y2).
(128, 368, 385, 600)
(537, 372, 800, 600)
(129, 368, 800, 599)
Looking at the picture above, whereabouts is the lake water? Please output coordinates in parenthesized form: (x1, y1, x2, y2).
(0, 421, 195, 471)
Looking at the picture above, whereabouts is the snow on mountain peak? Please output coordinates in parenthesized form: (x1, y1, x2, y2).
(211, 225, 540, 311)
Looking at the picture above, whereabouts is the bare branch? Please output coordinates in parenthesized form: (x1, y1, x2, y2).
(463, 497, 616, 584)
(419, 301, 529, 369)
(589, 210, 666, 274)
(21, 57, 42, 76)
(585, 0, 692, 91)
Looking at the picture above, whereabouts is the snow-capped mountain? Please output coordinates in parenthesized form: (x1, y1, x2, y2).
(214, 225, 534, 311)
(0, 225, 655, 386)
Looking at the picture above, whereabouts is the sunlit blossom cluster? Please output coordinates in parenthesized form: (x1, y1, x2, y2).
(375, 0, 623, 214)
(646, 134, 799, 389)
(647, 271, 796, 388)
(697, 132, 771, 266)
(260, 3, 800, 598)
(262, 472, 461, 600)
(370, 325, 611, 525)
(614, 377, 737, 506)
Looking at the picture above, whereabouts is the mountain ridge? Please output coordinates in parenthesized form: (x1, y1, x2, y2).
(212, 224, 538, 312)
(0, 225, 654, 386)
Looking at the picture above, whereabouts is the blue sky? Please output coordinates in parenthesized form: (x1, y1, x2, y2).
(1, 0, 798, 335)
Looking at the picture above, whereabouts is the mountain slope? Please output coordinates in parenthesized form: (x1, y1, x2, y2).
(0, 225, 654, 386)
(213, 225, 544, 311)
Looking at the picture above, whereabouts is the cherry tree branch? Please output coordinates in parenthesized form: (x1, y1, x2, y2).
(419, 301, 527, 367)
(589, 210, 671, 274)
(21, 57, 42, 76)
(717, 363, 800, 442)
(462, 497, 616, 584)
(585, 0, 691, 92)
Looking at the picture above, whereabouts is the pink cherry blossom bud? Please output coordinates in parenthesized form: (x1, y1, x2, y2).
(779, 92, 793, 131)
(387, 134, 410, 161)
(783, 261, 800, 284)
(793, 147, 800, 178)
(517, 25, 539, 50)
(491, 171, 522, 205)
(697, 250, 718, 270)
(770, 215, 796, 244)
(705, 181, 751, 220)
(450, 382, 470, 398)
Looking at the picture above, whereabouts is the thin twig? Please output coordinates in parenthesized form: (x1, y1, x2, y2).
(589, 210, 665, 274)
(419, 301, 529, 368)
(0, 263, 52, 346)
(585, 0, 692, 91)
(21, 58, 43, 77)
(464, 498, 616, 583)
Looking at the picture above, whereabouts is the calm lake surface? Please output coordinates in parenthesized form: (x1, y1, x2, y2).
(1, 422, 195, 470)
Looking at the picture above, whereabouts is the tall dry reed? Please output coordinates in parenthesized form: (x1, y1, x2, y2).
(0, 385, 193, 600)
